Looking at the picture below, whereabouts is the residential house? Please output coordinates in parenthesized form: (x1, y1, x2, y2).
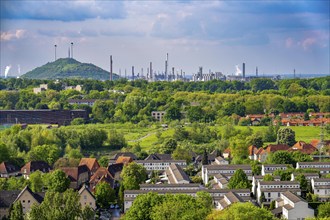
(296, 162, 330, 169)
(33, 84, 48, 94)
(273, 191, 314, 220)
(261, 164, 291, 176)
(89, 167, 114, 191)
(210, 174, 229, 189)
(217, 191, 245, 210)
(78, 185, 96, 210)
(151, 111, 166, 121)
(107, 163, 124, 182)
(108, 152, 137, 165)
(290, 173, 319, 182)
(202, 165, 252, 185)
(195, 150, 220, 165)
(222, 148, 231, 159)
(124, 188, 251, 212)
(14, 186, 44, 214)
(213, 156, 229, 165)
(115, 156, 133, 165)
(248, 145, 258, 160)
(254, 144, 290, 163)
(0, 162, 20, 178)
(21, 161, 52, 179)
(135, 159, 187, 172)
(0, 190, 20, 219)
(60, 165, 90, 190)
(288, 141, 318, 154)
(256, 181, 301, 204)
(145, 153, 172, 161)
(165, 164, 190, 184)
(311, 178, 330, 201)
(79, 158, 100, 176)
(252, 175, 281, 197)
(139, 183, 201, 191)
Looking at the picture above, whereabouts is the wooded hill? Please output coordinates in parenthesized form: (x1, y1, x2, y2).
(22, 58, 118, 80)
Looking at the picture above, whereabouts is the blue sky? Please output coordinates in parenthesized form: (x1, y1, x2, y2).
(1, 0, 329, 77)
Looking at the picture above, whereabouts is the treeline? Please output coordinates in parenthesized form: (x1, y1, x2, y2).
(0, 77, 329, 124)
(0, 124, 127, 167)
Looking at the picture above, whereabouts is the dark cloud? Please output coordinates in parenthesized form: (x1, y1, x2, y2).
(0, 0, 126, 21)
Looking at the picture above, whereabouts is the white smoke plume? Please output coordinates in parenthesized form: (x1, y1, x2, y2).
(235, 65, 242, 76)
(5, 65, 11, 78)
(18, 64, 21, 75)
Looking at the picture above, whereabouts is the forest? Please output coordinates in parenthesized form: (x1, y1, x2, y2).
(0, 77, 329, 125)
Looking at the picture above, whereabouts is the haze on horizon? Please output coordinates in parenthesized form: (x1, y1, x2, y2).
(0, 0, 329, 78)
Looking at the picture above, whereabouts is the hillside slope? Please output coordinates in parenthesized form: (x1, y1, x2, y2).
(22, 58, 118, 80)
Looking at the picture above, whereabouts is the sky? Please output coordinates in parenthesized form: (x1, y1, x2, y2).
(0, 0, 329, 78)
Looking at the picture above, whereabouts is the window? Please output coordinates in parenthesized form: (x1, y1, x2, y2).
(268, 193, 271, 197)
(23, 200, 25, 203)
(84, 195, 87, 200)
(28, 200, 30, 203)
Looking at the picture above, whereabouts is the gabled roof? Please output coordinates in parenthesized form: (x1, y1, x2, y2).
(78, 184, 95, 199)
(79, 158, 100, 172)
(21, 161, 52, 174)
(90, 167, 114, 183)
(107, 163, 123, 177)
(265, 144, 290, 153)
(60, 165, 89, 182)
(0, 162, 20, 174)
(145, 154, 172, 161)
(166, 164, 190, 184)
(0, 190, 20, 208)
(248, 145, 258, 156)
(14, 186, 44, 204)
(282, 191, 304, 203)
(116, 156, 133, 164)
(111, 152, 138, 160)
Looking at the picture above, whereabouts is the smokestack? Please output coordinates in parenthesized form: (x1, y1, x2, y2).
(5, 65, 11, 79)
(294, 69, 296, 78)
(150, 62, 153, 80)
(110, 55, 113, 81)
(68, 47, 70, 58)
(172, 67, 175, 80)
(242, 63, 245, 78)
(71, 42, 73, 58)
(125, 69, 127, 79)
(54, 45, 57, 61)
(165, 53, 168, 81)
(132, 66, 134, 81)
(17, 65, 21, 76)
(256, 66, 258, 77)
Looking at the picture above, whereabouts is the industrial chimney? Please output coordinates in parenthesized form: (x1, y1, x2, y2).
(110, 55, 113, 81)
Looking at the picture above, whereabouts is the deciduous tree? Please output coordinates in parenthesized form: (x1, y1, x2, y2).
(121, 162, 147, 190)
(228, 169, 251, 189)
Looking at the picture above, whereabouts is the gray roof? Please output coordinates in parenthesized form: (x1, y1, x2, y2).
(166, 164, 190, 183)
(224, 191, 244, 203)
(259, 181, 299, 185)
(263, 164, 291, 167)
(261, 188, 301, 193)
(0, 190, 20, 208)
(283, 204, 294, 210)
(282, 191, 304, 203)
(298, 162, 330, 165)
(140, 183, 201, 189)
(204, 165, 251, 170)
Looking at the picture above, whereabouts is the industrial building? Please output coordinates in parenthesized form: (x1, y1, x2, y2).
(0, 110, 88, 125)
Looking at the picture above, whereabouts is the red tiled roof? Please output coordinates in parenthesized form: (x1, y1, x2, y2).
(21, 161, 51, 175)
(266, 144, 290, 153)
(79, 158, 100, 173)
(115, 156, 133, 164)
(248, 145, 258, 156)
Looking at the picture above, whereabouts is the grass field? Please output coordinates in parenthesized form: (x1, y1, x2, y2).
(3, 123, 327, 154)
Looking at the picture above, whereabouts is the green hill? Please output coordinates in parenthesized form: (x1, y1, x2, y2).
(22, 58, 118, 80)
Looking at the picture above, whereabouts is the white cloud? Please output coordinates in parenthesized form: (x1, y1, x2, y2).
(0, 29, 26, 41)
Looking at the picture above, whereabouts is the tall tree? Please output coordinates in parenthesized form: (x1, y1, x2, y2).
(268, 151, 295, 165)
(206, 202, 276, 220)
(94, 182, 115, 209)
(276, 127, 296, 146)
(202, 149, 208, 165)
(165, 105, 182, 121)
(29, 170, 44, 192)
(317, 202, 330, 218)
(120, 162, 147, 190)
(10, 201, 24, 220)
(47, 169, 70, 193)
(228, 169, 251, 189)
(29, 189, 81, 220)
